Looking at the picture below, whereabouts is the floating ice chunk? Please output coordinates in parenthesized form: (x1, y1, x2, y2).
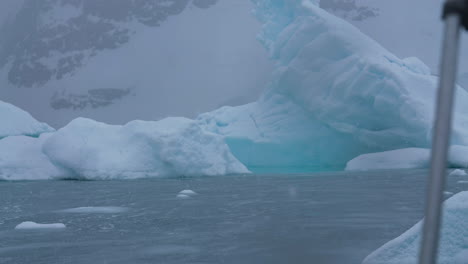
(363, 191, 468, 264)
(457, 181, 468, 184)
(59, 206, 128, 214)
(41, 117, 249, 180)
(176, 194, 192, 199)
(178, 190, 198, 196)
(176, 190, 198, 199)
(346, 146, 468, 171)
(449, 169, 468, 177)
(0, 100, 54, 139)
(15, 221, 66, 230)
(444, 191, 454, 196)
(345, 148, 430, 171)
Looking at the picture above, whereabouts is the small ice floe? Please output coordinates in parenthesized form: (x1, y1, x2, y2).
(59, 206, 128, 214)
(15, 221, 66, 230)
(176, 190, 198, 199)
(449, 169, 468, 177)
(444, 191, 454, 196)
(457, 181, 468, 184)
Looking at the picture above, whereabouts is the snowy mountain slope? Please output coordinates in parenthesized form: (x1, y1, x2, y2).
(0, 0, 273, 128)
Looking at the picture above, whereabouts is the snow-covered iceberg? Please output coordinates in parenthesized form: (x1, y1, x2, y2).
(0, 96, 250, 180)
(0, 100, 54, 139)
(363, 191, 468, 264)
(197, 0, 468, 172)
(0, 117, 249, 180)
(41, 117, 248, 180)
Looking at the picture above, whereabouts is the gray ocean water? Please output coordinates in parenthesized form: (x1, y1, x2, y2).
(1, 169, 467, 264)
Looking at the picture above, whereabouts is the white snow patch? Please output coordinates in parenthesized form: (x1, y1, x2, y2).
(15, 221, 66, 230)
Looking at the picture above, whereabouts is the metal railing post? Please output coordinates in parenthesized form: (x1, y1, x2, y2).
(419, 1, 466, 263)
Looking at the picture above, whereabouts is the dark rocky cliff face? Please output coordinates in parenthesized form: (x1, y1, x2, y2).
(0, 0, 219, 89)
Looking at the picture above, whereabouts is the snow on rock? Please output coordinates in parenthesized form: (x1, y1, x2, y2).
(59, 206, 128, 214)
(0, 100, 54, 139)
(0, 134, 64, 180)
(41, 117, 249, 180)
(15, 221, 66, 230)
(449, 169, 468, 177)
(346, 146, 468, 171)
(363, 191, 468, 264)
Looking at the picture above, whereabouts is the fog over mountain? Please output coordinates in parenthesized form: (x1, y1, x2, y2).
(0, 0, 465, 128)
(0, 0, 273, 128)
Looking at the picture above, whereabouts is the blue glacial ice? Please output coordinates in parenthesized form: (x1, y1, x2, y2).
(197, 0, 468, 172)
(363, 191, 468, 264)
(0, 100, 54, 139)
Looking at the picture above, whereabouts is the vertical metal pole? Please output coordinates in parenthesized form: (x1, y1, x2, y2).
(419, 15, 461, 264)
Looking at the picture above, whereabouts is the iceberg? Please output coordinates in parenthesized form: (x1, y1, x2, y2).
(345, 148, 430, 171)
(345, 146, 468, 171)
(197, 0, 468, 172)
(4, 0, 468, 177)
(0, 134, 65, 180)
(363, 191, 468, 264)
(0, 116, 248, 180)
(41, 117, 249, 180)
(0, 100, 54, 139)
